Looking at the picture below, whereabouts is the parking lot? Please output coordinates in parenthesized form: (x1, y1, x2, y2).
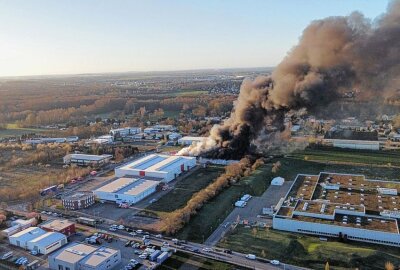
(205, 181, 294, 246)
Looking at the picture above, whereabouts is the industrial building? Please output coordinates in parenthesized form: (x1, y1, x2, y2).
(115, 154, 196, 182)
(110, 127, 141, 137)
(63, 154, 113, 166)
(40, 219, 76, 237)
(1, 218, 36, 237)
(273, 172, 400, 247)
(62, 191, 95, 210)
(178, 136, 206, 145)
(94, 177, 159, 204)
(324, 130, 380, 150)
(48, 242, 121, 270)
(9, 227, 67, 254)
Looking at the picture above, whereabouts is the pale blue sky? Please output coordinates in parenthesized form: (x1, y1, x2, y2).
(0, 0, 390, 77)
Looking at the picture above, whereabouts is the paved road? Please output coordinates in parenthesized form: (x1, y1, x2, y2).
(205, 181, 293, 246)
(93, 226, 306, 270)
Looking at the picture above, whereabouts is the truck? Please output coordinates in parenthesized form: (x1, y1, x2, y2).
(77, 217, 97, 227)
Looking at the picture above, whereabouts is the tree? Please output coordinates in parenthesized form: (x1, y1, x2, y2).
(252, 227, 257, 237)
(271, 161, 281, 173)
(385, 262, 395, 270)
(261, 250, 266, 258)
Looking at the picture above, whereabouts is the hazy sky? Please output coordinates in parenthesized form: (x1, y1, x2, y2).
(0, 0, 390, 77)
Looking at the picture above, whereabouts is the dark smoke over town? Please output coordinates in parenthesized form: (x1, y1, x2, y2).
(179, 0, 400, 159)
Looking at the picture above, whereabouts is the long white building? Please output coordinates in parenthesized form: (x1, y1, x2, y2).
(94, 177, 159, 204)
(273, 172, 400, 247)
(9, 227, 67, 254)
(115, 154, 196, 182)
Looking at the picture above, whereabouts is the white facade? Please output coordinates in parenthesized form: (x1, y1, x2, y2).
(27, 232, 67, 255)
(63, 154, 113, 166)
(331, 139, 380, 150)
(9, 227, 67, 254)
(94, 177, 159, 204)
(271, 177, 285, 186)
(9, 227, 46, 249)
(178, 136, 206, 145)
(273, 217, 400, 247)
(115, 154, 196, 182)
(110, 127, 141, 137)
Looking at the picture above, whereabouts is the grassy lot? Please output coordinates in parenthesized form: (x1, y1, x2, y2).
(157, 251, 250, 270)
(175, 151, 400, 243)
(218, 226, 400, 270)
(290, 146, 400, 167)
(146, 166, 224, 214)
(0, 123, 47, 138)
(176, 164, 274, 242)
(172, 90, 209, 96)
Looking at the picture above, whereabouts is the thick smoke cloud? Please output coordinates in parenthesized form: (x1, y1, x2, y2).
(179, 0, 400, 159)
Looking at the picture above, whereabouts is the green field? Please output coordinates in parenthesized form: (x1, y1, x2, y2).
(290, 147, 400, 167)
(176, 164, 274, 242)
(175, 149, 400, 243)
(0, 124, 47, 138)
(158, 251, 250, 270)
(172, 90, 209, 96)
(146, 166, 224, 214)
(218, 226, 400, 270)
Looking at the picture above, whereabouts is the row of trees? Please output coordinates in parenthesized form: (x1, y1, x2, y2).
(161, 158, 264, 234)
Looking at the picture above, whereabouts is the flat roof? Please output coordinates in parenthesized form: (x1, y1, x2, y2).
(95, 177, 159, 196)
(63, 191, 94, 200)
(81, 247, 119, 267)
(118, 154, 195, 173)
(10, 227, 46, 241)
(66, 154, 113, 161)
(28, 232, 65, 246)
(40, 219, 74, 231)
(278, 172, 400, 234)
(121, 179, 159, 196)
(95, 177, 136, 193)
(53, 242, 98, 264)
(179, 136, 206, 141)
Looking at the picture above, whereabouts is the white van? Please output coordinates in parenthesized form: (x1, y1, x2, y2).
(245, 254, 256, 260)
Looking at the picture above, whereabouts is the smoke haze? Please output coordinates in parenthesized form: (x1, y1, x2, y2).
(179, 0, 400, 159)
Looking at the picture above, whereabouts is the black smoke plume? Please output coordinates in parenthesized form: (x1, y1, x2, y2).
(179, 0, 400, 159)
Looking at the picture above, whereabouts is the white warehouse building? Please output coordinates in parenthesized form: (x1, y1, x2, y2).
(9, 227, 67, 254)
(115, 154, 196, 182)
(94, 177, 159, 204)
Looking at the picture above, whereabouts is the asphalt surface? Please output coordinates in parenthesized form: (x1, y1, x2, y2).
(205, 181, 293, 246)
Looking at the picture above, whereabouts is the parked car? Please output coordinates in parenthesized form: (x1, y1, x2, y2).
(155, 234, 162, 238)
(125, 240, 132, 247)
(270, 260, 280, 265)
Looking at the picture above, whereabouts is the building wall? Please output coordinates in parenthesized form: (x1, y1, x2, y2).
(28, 236, 67, 254)
(273, 217, 400, 247)
(115, 157, 196, 182)
(95, 186, 157, 204)
(49, 256, 77, 270)
(332, 140, 380, 150)
(41, 224, 76, 237)
(62, 195, 95, 210)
